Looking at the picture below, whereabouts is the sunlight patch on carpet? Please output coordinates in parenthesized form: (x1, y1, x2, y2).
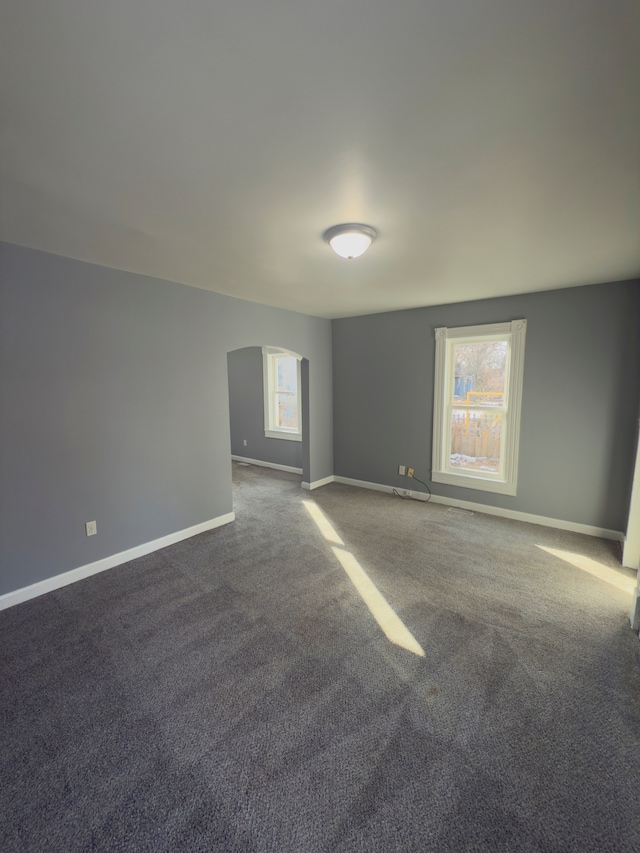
(303, 500, 424, 656)
(331, 547, 425, 656)
(302, 500, 344, 545)
(537, 545, 636, 595)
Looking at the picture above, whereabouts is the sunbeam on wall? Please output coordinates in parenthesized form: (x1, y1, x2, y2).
(536, 545, 636, 595)
(302, 500, 425, 657)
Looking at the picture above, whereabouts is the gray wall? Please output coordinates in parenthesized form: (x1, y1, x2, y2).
(332, 281, 640, 532)
(227, 347, 303, 470)
(0, 243, 333, 596)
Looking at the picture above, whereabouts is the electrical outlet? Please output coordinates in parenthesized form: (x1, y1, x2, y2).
(85, 520, 97, 537)
(243, 439, 247, 446)
(402, 489, 411, 497)
(398, 465, 406, 476)
(407, 467, 415, 478)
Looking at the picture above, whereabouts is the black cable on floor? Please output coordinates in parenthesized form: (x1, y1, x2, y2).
(393, 472, 432, 503)
(409, 473, 432, 502)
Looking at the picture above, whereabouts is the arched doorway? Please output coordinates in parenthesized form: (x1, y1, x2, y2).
(227, 346, 310, 499)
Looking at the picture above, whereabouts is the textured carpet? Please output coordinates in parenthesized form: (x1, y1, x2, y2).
(2, 463, 639, 852)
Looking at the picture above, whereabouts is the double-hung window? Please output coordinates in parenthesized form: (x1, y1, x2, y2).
(262, 348, 302, 441)
(432, 320, 526, 495)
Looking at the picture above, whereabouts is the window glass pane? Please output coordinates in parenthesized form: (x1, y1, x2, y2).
(452, 340, 507, 406)
(276, 392, 298, 429)
(449, 410, 502, 473)
(276, 356, 297, 392)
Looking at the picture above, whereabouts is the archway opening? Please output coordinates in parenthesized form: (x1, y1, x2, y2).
(227, 346, 309, 510)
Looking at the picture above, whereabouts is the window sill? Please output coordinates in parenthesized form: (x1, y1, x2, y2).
(432, 470, 517, 496)
(264, 429, 302, 442)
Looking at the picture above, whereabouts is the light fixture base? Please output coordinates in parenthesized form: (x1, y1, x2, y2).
(323, 223, 377, 259)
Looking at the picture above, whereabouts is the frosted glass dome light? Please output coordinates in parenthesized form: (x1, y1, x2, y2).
(323, 223, 377, 259)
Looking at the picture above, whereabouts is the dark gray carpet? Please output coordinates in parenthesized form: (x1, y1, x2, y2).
(2, 463, 639, 852)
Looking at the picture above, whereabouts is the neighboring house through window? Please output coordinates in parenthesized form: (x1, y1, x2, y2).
(432, 320, 527, 495)
(262, 347, 302, 441)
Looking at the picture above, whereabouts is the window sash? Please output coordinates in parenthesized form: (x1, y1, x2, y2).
(443, 334, 510, 481)
(445, 407, 507, 480)
(263, 349, 302, 441)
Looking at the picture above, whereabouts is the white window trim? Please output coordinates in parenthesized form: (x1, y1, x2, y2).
(432, 320, 526, 496)
(262, 347, 302, 442)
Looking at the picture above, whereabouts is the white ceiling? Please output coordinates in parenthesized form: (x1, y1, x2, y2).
(1, 0, 639, 318)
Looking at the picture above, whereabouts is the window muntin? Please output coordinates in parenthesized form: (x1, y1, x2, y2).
(263, 349, 302, 441)
(432, 321, 526, 495)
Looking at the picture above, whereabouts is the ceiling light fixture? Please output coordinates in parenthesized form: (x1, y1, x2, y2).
(323, 223, 377, 259)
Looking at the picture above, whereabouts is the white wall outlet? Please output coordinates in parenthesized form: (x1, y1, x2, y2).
(398, 465, 406, 476)
(407, 467, 415, 478)
(243, 439, 247, 446)
(85, 520, 97, 537)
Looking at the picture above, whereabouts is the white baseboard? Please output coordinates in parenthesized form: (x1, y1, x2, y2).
(0, 512, 235, 611)
(302, 475, 335, 491)
(334, 476, 397, 495)
(426, 494, 624, 541)
(333, 476, 625, 542)
(232, 455, 302, 475)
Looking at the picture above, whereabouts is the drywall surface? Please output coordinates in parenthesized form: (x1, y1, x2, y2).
(0, 243, 332, 596)
(332, 281, 640, 532)
(228, 347, 303, 469)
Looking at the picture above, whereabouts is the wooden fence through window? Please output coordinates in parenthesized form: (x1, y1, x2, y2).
(451, 412, 502, 460)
